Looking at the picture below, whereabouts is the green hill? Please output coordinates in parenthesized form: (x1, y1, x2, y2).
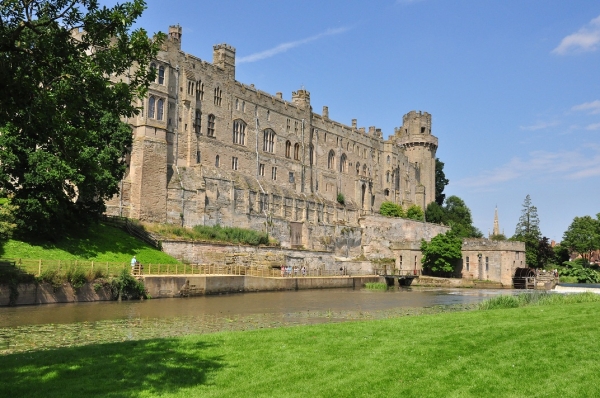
(0, 222, 179, 264)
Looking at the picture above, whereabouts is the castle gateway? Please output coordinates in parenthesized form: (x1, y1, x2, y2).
(106, 26, 439, 251)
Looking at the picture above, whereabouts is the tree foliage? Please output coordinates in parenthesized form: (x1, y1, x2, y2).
(0, 197, 18, 241)
(425, 195, 482, 238)
(511, 195, 544, 268)
(421, 231, 463, 274)
(425, 201, 445, 224)
(406, 204, 424, 221)
(561, 215, 600, 262)
(0, 0, 164, 238)
(435, 158, 449, 206)
(379, 201, 404, 217)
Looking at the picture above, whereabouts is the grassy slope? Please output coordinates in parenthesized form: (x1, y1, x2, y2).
(1, 301, 599, 397)
(0, 223, 179, 264)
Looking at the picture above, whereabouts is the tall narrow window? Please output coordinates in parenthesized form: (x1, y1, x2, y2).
(233, 120, 246, 145)
(384, 189, 389, 196)
(263, 129, 275, 153)
(294, 143, 300, 160)
(215, 155, 220, 167)
(466, 257, 470, 271)
(285, 141, 291, 158)
(386, 171, 390, 183)
(259, 163, 265, 176)
(356, 162, 360, 175)
(156, 98, 164, 120)
(148, 96, 155, 118)
(214, 87, 222, 106)
(231, 157, 238, 170)
(309, 144, 315, 165)
(294, 121, 298, 135)
(194, 110, 201, 134)
(242, 101, 245, 112)
(328, 150, 335, 169)
(158, 66, 165, 85)
(486, 257, 489, 271)
(196, 151, 201, 163)
(196, 80, 204, 100)
(207, 114, 215, 137)
(286, 119, 291, 132)
(340, 154, 347, 173)
(235, 99, 239, 110)
(271, 167, 277, 181)
(266, 110, 270, 121)
(362, 164, 367, 176)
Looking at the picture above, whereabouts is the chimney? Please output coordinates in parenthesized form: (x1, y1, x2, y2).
(352, 119, 357, 129)
(322, 106, 329, 119)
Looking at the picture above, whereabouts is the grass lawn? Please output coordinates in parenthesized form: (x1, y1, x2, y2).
(0, 223, 179, 264)
(1, 301, 599, 397)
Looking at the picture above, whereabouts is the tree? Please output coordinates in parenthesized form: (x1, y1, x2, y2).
(435, 158, 449, 206)
(379, 201, 404, 217)
(421, 231, 463, 274)
(536, 237, 555, 269)
(0, 0, 164, 238)
(512, 195, 543, 268)
(561, 215, 600, 263)
(0, 197, 18, 241)
(444, 196, 482, 238)
(406, 204, 424, 221)
(425, 201, 445, 224)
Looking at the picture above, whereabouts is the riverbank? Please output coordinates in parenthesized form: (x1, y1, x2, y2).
(1, 300, 598, 397)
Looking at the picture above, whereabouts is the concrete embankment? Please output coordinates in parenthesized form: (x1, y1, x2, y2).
(0, 275, 380, 306)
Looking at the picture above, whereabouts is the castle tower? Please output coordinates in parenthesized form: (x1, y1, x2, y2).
(213, 43, 236, 80)
(493, 206, 500, 236)
(168, 25, 182, 50)
(396, 111, 438, 208)
(291, 89, 311, 110)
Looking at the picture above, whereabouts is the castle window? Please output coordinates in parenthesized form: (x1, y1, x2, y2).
(235, 99, 239, 110)
(289, 172, 295, 183)
(285, 141, 291, 158)
(194, 109, 201, 134)
(207, 114, 215, 137)
(271, 167, 277, 181)
(286, 119, 290, 132)
(356, 162, 360, 175)
(196, 151, 201, 163)
(384, 189, 389, 196)
(387, 155, 390, 164)
(233, 120, 246, 145)
(328, 150, 335, 169)
(156, 98, 164, 120)
(421, 127, 425, 134)
(231, 156, 238, 170)
(215, 155, 220, 167)
(266, 110, 270, 121)
(263, 129, 276, 153)
(486, 257, 489, 271)
(340, 154, 347, 173)
(158, 66, 165, 84)
(294, 143, 300, 160)
(466, 256, 470, 271)
(148, 96, 155, 118)
(214, 87, 222, 106)
(386, 171, 390, 183)
(242, 101, 245, 112)
(187, 81, 194, 95)
(309, 144, 315, 166)
(399, 255, 403, 267)
(196, 80, 204, 100)
(259, 163, 265, 177)
(362, 164, 367, 176)
(294, 121, 298, 135)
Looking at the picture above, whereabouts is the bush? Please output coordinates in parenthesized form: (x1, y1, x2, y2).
(37, 268, 64, 290)
(559, 259, 600, 283)
(337, 193, 345, 205)
(109, 268, 147, 300)
(406, 204, 424, 221)
(65, 265, 87, 290)
(379, 201, 404, 217)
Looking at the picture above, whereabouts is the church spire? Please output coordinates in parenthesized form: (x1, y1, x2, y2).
(493, 206, 500, 236)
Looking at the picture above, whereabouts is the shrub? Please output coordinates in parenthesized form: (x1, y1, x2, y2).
(65, 265, 87, 290)
(406, 204, 424, 221)
(365, 282, 388, 290)
(37, 268, 64, 290)
(379, 201, 404, 217)
(337, 193, 345, 205)
(110, 268, 147, 300)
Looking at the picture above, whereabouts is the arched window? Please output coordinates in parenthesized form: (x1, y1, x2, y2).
(362, 164, 367, 176)
(309, 144, 315, 165)
(356, 162, 360, 175)
(328, 150, 335, 169)
(194, 109, 201, 134)
(285, 141, 291, 158)
(387, 155, 390, 164)
(156, 98, 164, 121)
(263, 129, 275, 153)
(233, 119, 246, 145)
(294, 143, 300, 160)
(207, 114, 215, 137)
(386, 171, 390, 183)
(148, 96, 155, 118)
(384, 189, 390, 197)
(214, 87, 222, 106)
(158, 66, 165, 85)
(215, 155, 220, 167)
(196, 80, 204, 100)
(340, 154, 347, 173)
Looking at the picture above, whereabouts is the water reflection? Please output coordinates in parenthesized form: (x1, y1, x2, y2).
(0, 287, 516, 328)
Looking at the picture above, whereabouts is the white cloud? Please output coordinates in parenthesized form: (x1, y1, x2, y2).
(586, 123, 600, 131)
(552, 15, 600, 55)
(237, 27, 349, 64)
(519, 121, 559, 131)
(572, 100, 600, 114)
(456, 147, 600, 189)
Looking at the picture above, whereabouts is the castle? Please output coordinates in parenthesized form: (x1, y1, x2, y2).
(106, 25, 439, 251)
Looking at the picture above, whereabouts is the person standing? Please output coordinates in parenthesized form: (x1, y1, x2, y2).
(131, 256, 137, 273)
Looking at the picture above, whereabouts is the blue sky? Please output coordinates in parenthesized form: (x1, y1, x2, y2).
(130, 0, 599, 241)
